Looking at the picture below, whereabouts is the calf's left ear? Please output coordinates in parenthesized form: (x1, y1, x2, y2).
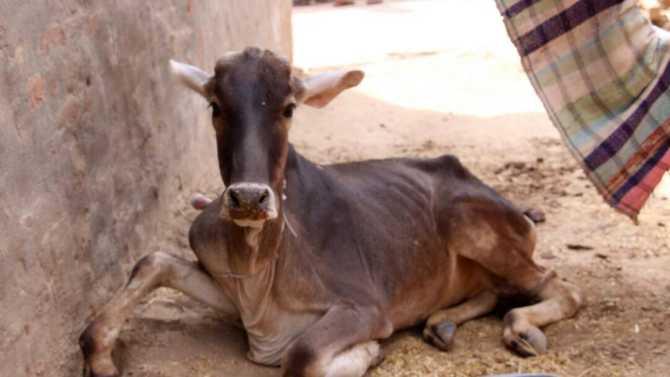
(299, 69, 364, 108)
(169, 60, 211, 97)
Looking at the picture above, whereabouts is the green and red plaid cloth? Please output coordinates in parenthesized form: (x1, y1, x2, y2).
(497, 0, 670, 220)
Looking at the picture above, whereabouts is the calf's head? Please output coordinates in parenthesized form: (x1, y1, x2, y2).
(171, 47, 363, 228)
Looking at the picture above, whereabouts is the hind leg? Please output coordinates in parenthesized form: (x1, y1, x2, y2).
(502, 275, 582, 356)
(423, 290, 498, 351)
(445, 200, 582, 356)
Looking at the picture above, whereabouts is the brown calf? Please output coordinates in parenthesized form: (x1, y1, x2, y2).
(80, 47, 582, 377)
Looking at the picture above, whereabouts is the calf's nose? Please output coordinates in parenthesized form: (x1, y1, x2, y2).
(225, 183, 272, 211)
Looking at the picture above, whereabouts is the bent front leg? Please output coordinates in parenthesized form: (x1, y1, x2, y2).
(282, 305, 392, 377)
(80, 252, 238, 377)
(324, 341, 384, 377)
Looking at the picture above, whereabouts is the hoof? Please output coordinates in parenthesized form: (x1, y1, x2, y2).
(523, 207, 546, 224)
(79, 325, 120, 377)
(81, 356, 119, 377)
(423, 320, 457, 351)
(503, 324, 547, 357)
(82, 364, 119, 377)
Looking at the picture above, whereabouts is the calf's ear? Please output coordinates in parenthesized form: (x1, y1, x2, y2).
(299, 69, 364, 108)
(169, 60, 211, 97)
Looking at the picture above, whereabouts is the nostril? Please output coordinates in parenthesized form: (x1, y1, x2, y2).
(229, 189, 241, 208)
(258, 190, 269, 205)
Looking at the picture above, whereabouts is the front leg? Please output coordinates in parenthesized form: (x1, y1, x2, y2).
(79, 252, 239, 377)
(283, 305, 392, 377)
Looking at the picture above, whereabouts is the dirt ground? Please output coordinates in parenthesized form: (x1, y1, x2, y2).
(113, 2, 670, 376)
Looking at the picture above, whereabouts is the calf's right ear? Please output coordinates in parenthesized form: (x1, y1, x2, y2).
(169, 60, 211, 97)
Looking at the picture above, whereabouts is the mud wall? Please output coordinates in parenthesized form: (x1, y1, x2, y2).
(0, 1, 292, 376)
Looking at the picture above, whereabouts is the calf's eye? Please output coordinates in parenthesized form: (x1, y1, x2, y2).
(209, 102, 221, 117)
(283, 103, 296, 119)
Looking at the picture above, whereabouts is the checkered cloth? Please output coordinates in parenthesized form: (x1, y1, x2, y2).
(496, 0, 670, 220)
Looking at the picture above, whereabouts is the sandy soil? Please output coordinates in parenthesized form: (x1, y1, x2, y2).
(114, 1, 670, 376)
